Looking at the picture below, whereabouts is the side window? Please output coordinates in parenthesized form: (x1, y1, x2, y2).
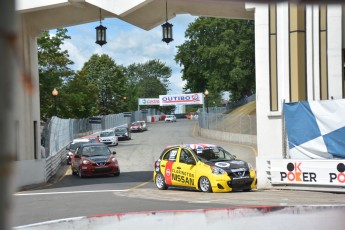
(163, 148, 178, 162)
(75, 147, 82, 156)
(179, 149, 194, 163)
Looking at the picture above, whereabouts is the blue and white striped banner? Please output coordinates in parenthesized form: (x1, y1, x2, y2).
(284, 99, 345, 159)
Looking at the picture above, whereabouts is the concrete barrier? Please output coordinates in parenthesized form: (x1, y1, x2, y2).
(14, 206, 345, 230)
(200, 128, 257, 146)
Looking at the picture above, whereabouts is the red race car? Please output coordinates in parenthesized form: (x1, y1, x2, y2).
(71, 142, 120, 178)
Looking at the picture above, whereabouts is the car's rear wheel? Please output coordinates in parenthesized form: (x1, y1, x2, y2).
(199, 176, 212, 192)
(155, 173, 168, 190)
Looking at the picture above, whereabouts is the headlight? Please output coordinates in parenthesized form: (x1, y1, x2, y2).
(247, 163, 254, 171)
(82, 160, 90, 165)
(211, 166, 227, 175)
(110, 157, 117, 162)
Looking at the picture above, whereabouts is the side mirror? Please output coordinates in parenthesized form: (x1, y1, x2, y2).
(112, 151, 116, 155)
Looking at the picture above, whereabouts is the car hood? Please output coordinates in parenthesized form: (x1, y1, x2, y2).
(205, 160, 250, 172)
(99, 136, 113, 140)
(84, 155, 110, 163)
(115, 131, 126, 134)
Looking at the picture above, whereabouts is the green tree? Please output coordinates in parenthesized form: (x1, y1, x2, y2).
(38, 28, 74, 120)
(124, 59, 172, 112)
(175, 17, 255, 102)
(58, 70, 99, 118)
(81, 54, 126, 115)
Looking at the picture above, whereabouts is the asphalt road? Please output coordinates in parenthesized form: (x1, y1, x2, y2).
(11, 119, 345, 227)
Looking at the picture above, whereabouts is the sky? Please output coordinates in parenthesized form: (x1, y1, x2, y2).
(60, 14, 197, 95)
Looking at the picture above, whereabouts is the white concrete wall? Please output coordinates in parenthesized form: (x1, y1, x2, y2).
(327, 5, 343, 99)
(252, 4, 284, 189)
(13, 160, 46, 189)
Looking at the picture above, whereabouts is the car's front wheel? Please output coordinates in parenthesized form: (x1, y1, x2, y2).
(199, 176, 212, 192)
(155, 173, 168, 190)
(114, 171, 120, 177)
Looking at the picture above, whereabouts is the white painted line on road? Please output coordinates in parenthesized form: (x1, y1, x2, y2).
(14, 189, 129, 196)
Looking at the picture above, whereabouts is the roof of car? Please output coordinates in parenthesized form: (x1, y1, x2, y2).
(72, 138, 90, 143)
(165, 144, 217, 150)
(79, 142, 107, 147)
(101, 129, 114, 132)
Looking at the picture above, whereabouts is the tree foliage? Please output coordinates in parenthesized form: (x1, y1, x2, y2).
(175, 17, 255, 103)
(81, 54, 127, 115)
(58, 70, 99, 118)
(38, 28, 74, 120)
(124, 59, 174, 113)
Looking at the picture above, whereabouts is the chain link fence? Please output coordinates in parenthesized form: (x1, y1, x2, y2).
(43, 109, 160, 158)
(41, 109, 161, 181)
(198, 112, 257, 135)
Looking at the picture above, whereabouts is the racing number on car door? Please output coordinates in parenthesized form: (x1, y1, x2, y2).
(171, 148, 196, 187)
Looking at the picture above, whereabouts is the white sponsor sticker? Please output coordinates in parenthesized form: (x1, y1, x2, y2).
(215, 162, 230, 168)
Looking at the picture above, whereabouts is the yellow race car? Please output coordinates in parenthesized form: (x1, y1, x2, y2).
(153, 144, 256, 192)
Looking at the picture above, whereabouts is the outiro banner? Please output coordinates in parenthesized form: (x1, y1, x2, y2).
(159, 93, 204, 106)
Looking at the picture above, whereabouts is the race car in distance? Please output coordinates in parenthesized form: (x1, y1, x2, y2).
(71, 142, 120, 178)
(115, 126, 131, 140)
(99, 129, 119, 146)
(130, 121, 144, 132)
(153, 144, 256, 193)
(66, 138, 91, 165)
(137, 120, 148, 131)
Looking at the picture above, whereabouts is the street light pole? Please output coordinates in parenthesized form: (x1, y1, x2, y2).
(52, 88, 58, 116)
(204, 89, 209, 113)
(204, 89, 209, 129)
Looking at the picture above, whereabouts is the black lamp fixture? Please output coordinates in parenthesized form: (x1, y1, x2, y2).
(95, 8, 107, 46)
(162, 0, 173, 44)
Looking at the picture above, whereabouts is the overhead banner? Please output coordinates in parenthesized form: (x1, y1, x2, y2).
(138, 98, 160, 106)
(270, 159, 345, 187)
(159, 93, 204, 106)
(284, 99, 345, 159)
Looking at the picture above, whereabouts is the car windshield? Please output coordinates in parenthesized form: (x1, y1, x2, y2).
(115, 128, 127, 132)
(100, 131, 114, 137)
(132, 122, 141, 126)
(82, 145, 110, 157)
(194, 147, 236, 162)
(69, 142, 83, 151)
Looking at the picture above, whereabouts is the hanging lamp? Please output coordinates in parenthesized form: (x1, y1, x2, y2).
(95, 8, 107, 46)
(162, 0, 173, 44)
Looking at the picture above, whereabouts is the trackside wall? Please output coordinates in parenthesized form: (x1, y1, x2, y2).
(14, 206, 345, 230)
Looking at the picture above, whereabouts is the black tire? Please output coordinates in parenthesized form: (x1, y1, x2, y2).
(155, 173, 168, 190)
(199, 176, 212, 192)
(114, 171, 120, 177)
